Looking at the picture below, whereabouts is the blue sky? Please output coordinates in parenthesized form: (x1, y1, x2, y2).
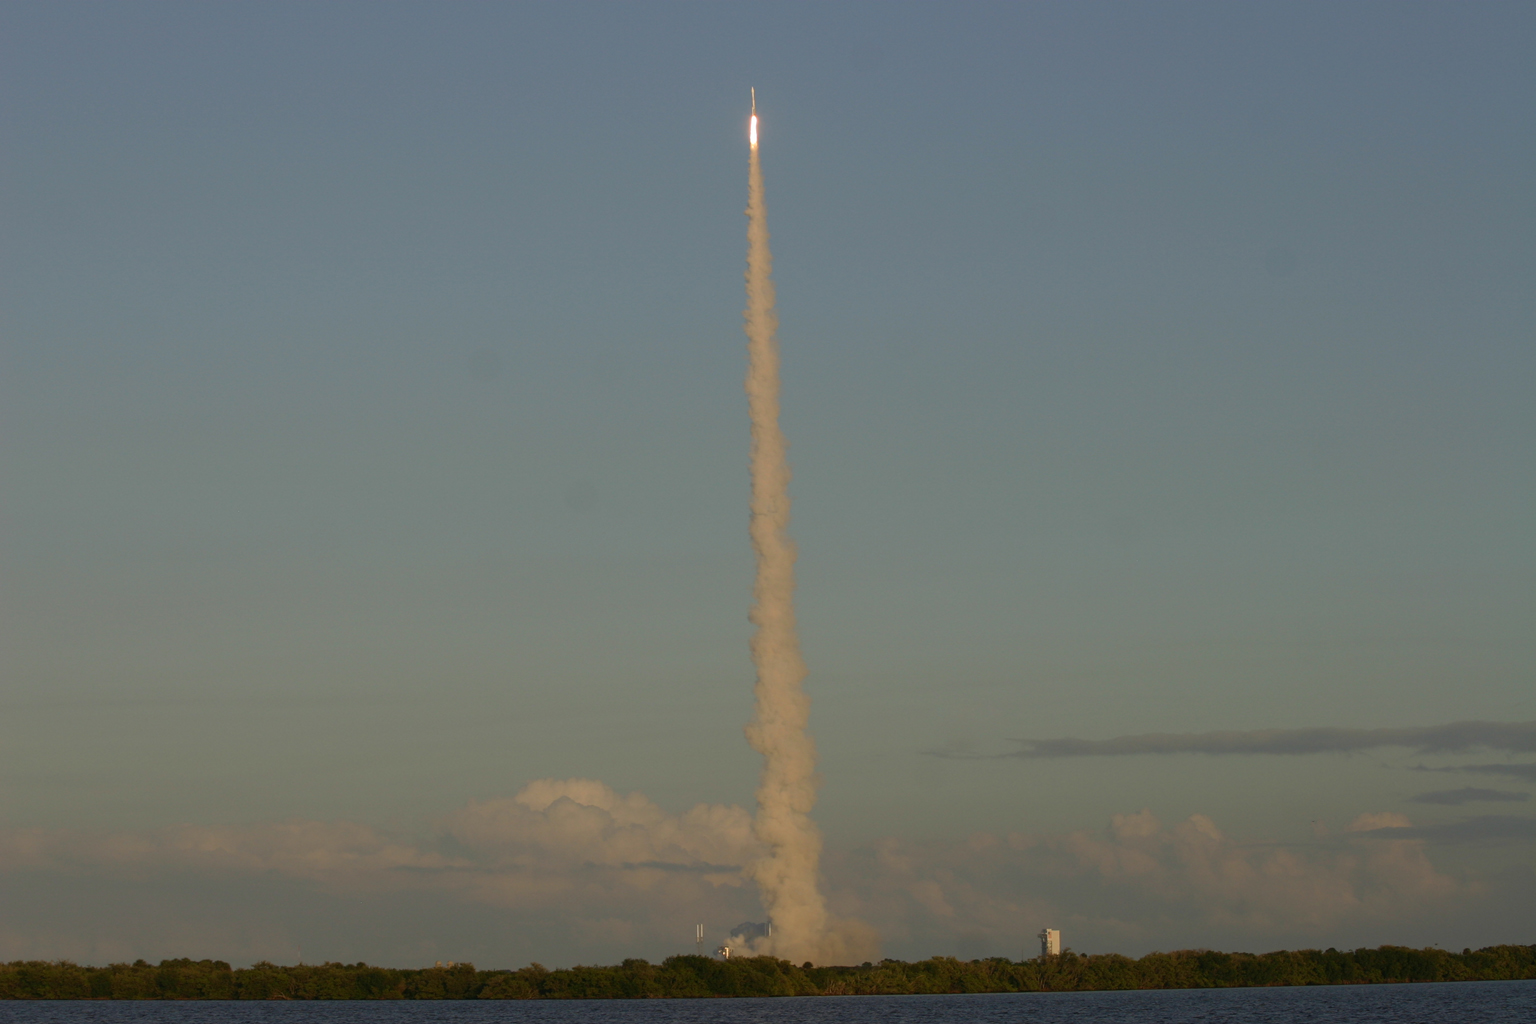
(0, 2, 1531, 966)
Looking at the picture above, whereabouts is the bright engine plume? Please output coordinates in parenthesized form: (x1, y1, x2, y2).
(739, 89, 876, 966)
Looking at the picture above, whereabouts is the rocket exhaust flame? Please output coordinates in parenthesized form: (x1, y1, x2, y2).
(740, 90, 876, 966)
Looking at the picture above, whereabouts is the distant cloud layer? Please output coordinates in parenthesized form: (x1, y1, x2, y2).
(1409, 788, 1530, 806)
(0, 779, 761, 895)
(828, 808, 1474, 960)
(1413, 763, 1536, 782)
(1, 778, 1532, 966)
(990, 721, 1536, 759)
(1352, 816, 1536, 843)
(0, 778, 765, 964)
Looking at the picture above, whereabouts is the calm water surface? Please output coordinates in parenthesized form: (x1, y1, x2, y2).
(2, 981, 1532, 1024)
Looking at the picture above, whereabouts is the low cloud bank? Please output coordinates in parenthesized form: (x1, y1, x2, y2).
(825, 808, 1497, 960)
(0, 779, 761, 897)
(989, 721, 1536, 760)
(0, 780, 1531, 966)
(0, 779, 767, 965)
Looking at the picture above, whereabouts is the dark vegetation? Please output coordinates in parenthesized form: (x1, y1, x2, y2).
(1, 945, 1533, 999)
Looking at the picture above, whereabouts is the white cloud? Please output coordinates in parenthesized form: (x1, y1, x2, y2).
(448, 778, 759, 872)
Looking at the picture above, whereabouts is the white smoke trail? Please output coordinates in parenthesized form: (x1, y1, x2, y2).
(740, 103, 877, 966)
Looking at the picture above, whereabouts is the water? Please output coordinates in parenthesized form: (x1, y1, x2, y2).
(1, 981, 1531, 1024)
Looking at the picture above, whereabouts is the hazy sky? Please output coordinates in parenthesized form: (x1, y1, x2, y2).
(1, 2, 1532, 967)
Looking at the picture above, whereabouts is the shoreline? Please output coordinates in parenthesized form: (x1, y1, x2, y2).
(2, 944, 1533, 999)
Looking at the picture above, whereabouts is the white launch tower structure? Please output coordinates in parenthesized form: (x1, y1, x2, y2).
(1039, 928, 1061, 957)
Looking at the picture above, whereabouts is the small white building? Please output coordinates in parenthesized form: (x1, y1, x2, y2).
(1038, 928, 1061, 957)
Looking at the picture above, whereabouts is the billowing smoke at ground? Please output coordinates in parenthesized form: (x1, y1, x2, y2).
(740, 103, 877, 966)
(729, 921, 770, 950)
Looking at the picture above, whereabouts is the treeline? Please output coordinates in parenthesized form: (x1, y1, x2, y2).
(2, 945, 1533, 999)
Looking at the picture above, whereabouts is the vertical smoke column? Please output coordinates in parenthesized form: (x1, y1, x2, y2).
(741, 93, 830, 964)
